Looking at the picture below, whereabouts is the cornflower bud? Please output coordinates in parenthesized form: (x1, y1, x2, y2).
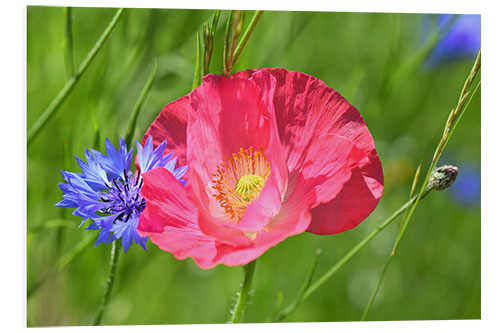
(428, 165, 459, 191)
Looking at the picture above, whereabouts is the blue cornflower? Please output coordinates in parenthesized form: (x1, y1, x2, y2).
(427, 14, 480, 66)
(450, 165, 481, 206)
(56, 136, 188, 252)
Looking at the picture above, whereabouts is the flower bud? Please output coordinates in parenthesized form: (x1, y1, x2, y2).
(428, 165, 458, 191)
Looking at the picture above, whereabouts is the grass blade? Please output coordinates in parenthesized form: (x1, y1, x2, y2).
(27, 8, 125, 145)
(56, 233, 95, 272)
(28, 219, 74, 235)
(273, 187, 433, 322)
(274, 249, 321, 322)
(266, 290, 283, 323)
(28, 233, 95, 298)
(395, 50, 480, 254)
(192, 29, 202, 90)
(360, 50, 481, 321)
(62, 7, 75, 78)
(360, 255, 393, 320)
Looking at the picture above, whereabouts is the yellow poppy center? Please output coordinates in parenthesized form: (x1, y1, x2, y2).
(212, 146, 270, 223)
(235, 174, 265, 201)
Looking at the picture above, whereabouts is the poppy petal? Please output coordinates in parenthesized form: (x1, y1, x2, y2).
(186, 74, 288, 241)
(235, 68, 383, 235)
(308, 154, 384, 234)
(138, 167, 217, 268)
(142, 95, 189, 166)
(209, 173, 316, 266)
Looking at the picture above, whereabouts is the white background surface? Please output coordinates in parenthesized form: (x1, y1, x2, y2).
(2, 0, 496, 332)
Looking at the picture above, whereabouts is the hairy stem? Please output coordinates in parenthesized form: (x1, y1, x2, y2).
(92, 242, 121, 326)
(229, 260, 257, 323)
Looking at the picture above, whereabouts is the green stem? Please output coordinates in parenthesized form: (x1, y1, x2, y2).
(274, 250, 320, 322)
(359, 50, 481, 321)
(274, 188, 432, 322)
(63, 7, 75, 78)
(27, 8, 125, 145)
(92, 242, 121, 326)
(360, 254, 394, 321)
(229, 260, 257, 323)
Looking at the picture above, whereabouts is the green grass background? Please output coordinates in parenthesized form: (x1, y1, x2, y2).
(26, 7, 480, 326)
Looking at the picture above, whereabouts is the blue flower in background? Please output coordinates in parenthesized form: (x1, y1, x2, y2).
(450, 165, 481, 206)
(428, 14, 480, 65)
(56, 136, 188, 252)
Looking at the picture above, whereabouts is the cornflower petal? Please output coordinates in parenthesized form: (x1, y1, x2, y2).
(136, 135, 179, 173)
(172, 165, 188, 179)
(91, 138, 133, 180)
(74, 149, 109, 191)
(429, 14, 481, 65)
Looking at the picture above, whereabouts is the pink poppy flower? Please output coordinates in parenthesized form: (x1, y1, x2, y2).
(137, 68, 383, 269)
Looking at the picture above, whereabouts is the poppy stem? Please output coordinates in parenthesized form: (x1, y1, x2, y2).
(228, 259, 257, 323)
(92, 241, 121, 325)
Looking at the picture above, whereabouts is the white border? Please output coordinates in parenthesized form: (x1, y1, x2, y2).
(3, 0, 498, 332)
(22, 0, 483, 13)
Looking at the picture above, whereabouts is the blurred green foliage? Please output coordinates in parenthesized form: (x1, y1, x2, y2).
(27, 7, 480, 326)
